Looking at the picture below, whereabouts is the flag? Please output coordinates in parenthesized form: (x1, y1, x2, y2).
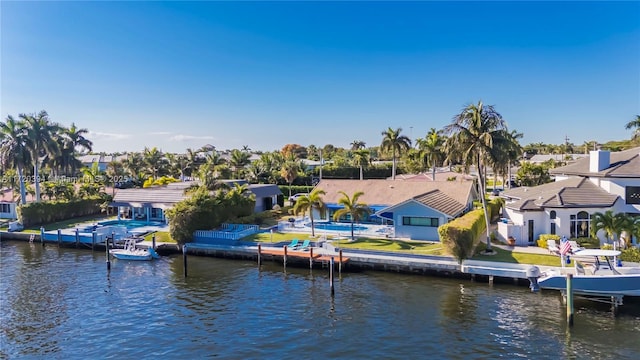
(560, 239, 571, 255)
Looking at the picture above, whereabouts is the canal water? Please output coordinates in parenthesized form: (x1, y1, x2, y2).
(1, 241, 639, 359)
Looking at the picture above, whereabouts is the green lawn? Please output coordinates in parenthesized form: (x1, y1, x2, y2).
(333, 238, 444, 255)
(144, 231, 176, 244)
(472, 245, 570, 267)
(242, 231, 307, 243)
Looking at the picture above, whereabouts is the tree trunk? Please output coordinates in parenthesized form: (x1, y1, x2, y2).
(33, 161, 41, 202)
(17, 165, 27, 205)
(351, 220, 355, 240)
(360, 165, 363, 180)
(310, 208, 315, 237)
(432, 165, 436, 181)
(477, 158, 492, 252)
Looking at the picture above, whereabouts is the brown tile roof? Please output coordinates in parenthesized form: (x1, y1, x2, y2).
(314, 179, 475, 208)
(413, 190, 468, 216)
(501, 177, 618, 211)
(394, 171, 474, 182)
(549, 146, 640, 178)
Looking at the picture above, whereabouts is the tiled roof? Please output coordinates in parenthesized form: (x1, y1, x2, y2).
(549, 146, 640, 178)
(393, 171, 474, 182)
(413, 190, 468, 216)
(314, 179, 475, 208)
(501, 177, 618, 210)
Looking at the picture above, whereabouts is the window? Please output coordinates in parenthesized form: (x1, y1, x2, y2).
(550, 211, 556, 219)
(528, 220, 534, 243)
(402, 216, 439, 227)
(570, 211, 590, 238)
(0, 203, 11, 213)
(626, 186, 640, 205)
(550, 223, 556, 235)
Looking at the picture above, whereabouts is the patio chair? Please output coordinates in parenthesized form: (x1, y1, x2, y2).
(569, 241, 584, 254)
(547, 240, 560, 255)
(297, 239, 311, 251)
(286, 239, 299, 250)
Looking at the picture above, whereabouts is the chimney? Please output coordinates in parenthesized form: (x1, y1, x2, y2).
(589, 150, 610, 172)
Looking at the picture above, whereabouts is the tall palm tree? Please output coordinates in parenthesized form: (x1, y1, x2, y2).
(229, 149, 251, 179)
(184, 148, 201, 179)
(0, 115, 31, 204)
(591, 210, 630, 249)
(352, 149, 371, 180)
(280, 155, 301, 199)
(350, 140, 366, 150)
(625, 115, 640, 140)
(443, 101, 508, 252)
(122, 152, 144, 183)
(142, 147, 164, 180)
(293, 189, 326, 237)
(332, 191, 371, 240)
(380, 127, 411, 180)
(22, 110, 60, 202)
(416, 128, 445, 180)
(51, 123, 93, 176)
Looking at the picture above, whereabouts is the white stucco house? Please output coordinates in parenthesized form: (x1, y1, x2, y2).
(111, 180, 282, 223)
(312, 179, 478, 241)
(499, 147, 640, 246)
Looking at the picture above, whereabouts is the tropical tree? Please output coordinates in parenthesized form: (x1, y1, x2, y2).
(352, 149, 371, 180)
(332, 191, 371, 240)
(280, 156, 301, 199)
(415, 128, 445, 180)
(22, 110, 61, 202)
(591, 210, 630, 249)
(350, 140, 366, 150)
(443, 101, 509, 252)
(380, 127, 412, 180)
(58, 122, 93, 175)
(293, 189, 326, 237)
(229, 149, 251, 179)
(625, 115, 640, 140)
(0, 116, 31, 204)
(142, 147, 164, 180)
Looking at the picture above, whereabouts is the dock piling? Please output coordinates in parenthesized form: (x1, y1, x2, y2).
(284, 246, 288, 270)
(40, 227, 45, 247)
(339, 250, 343, 275)
(183, 245, 188, 278)
(309, 247, 314, 269)
(258, 244, 262, 267)
(57, 229, 61, 247)
(152, 234, 156, 250)
(75, 228, 79, 248)
(92, 231, 97, 251)
(330, 257, 335, 297)
(105, 237, 111, 271)
(566, 273, 574, 327)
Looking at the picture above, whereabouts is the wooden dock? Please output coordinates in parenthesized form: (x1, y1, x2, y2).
(258, 247, 350, 264)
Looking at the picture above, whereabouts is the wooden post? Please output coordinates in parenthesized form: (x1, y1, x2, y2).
(309, 247, 314, 269)
(111, 231, 116, 249)
(40, 227, 45, 247)
(92, 231, 97, 251)
(489, 275, 494, 285)
(57, 229, 62, 247)
(182, 245, 188, 278)
(566, 273, 574, 327)
(105, 237, 111, 271)
(330, 257, 335, 296)
(258, 244, 262, 267)
(283, 245, 288, 270)
(75, 228, 80, 248)
(339, 249, 343, 275)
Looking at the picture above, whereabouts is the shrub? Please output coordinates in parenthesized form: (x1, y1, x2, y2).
(17, 197, 106, 227)
(437, 209, 486, 264)
(537, 234, 560, 248)
(621, 247, 640, 263)
(575, 237, 600, 249)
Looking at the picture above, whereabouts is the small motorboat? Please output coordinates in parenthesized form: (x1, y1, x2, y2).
(110, 237, 160, 261)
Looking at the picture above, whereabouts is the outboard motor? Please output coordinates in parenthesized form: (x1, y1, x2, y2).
(526, 266, 541, 292)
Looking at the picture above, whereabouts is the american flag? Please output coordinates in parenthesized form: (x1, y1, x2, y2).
(560, 239, 572, 255)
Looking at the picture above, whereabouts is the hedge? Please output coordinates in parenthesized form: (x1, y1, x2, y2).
(437, 209, 486, 264)
(537, 234, 561, 248)
(17, 197, 104, 227)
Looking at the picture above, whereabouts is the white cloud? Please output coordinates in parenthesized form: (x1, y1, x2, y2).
(169, 134, 215, 142)
(87, 131, 132, 140)
(148, 131, 171, 135)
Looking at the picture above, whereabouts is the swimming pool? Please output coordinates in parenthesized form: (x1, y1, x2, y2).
(97, 220, 164, 229)
(305, 222, 367, 232)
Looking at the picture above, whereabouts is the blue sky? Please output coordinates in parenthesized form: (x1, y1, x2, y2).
(2, 1, 639, 154)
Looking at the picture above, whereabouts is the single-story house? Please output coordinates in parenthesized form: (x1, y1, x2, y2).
(312, 179, 478, 241)
(499, 147, 640, 246)
(111, 181, 282, 223)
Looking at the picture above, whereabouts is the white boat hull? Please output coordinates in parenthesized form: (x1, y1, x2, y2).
(538, 273, 640, 297)
(110, 247, 160, 261)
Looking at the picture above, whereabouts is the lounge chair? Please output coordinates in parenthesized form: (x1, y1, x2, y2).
(569, 241, 583, 254)
(297, 239, 311, 251)
(286, 239, 299, 250)
(547, 240, 560, 255)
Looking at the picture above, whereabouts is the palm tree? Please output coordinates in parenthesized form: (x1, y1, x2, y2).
(443, 101, 508, 252)
(142, 147, 164, 180)
(229, 149, 251, 179)
(352, 149, 371, 180)
(0, 115, 31, 204)
(591, 210, 630, 249)
(416, 128, 445, 180)
(293, 189, 326, 237)
(380, 127, 411, 180)
(332, 191, 371, 240)
(22, 110, 60, 202)
(350, 140, 366, 150)
(625, 115, 640, 140)
(280, 156, 301, 199)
